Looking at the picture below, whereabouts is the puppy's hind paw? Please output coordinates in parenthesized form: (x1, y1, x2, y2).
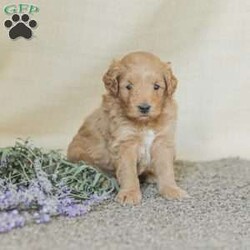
(160, 186, 190, 200)
(115, 189, 142, 205)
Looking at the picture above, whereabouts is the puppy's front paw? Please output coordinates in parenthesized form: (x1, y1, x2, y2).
(160, 186, 189, 200)
(115, 189, 142, 205)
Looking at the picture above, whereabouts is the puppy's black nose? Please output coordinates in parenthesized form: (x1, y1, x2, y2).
(138, 103, 151, 114)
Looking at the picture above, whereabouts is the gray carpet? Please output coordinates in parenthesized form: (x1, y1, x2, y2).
(1, 158, 250, 250)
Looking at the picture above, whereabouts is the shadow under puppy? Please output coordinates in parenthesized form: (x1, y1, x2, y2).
(67, 51, 189, 205)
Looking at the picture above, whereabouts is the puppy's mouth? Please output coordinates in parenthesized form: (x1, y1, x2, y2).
(138, 114, 150, 120)
(126, 112, 150, 122)
(139, 114, 149, 118)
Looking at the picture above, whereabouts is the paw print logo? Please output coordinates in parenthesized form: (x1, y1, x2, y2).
(4, 14, 37, 39)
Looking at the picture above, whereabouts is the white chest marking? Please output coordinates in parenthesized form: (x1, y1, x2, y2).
(139, 129, 156, 165)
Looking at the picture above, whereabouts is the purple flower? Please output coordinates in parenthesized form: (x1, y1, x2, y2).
(0, 174, 109, 233)
(58, 203, 88, 217)
(33, 159, 53, 193)
(0, 180, 47, 211)
(83, 194, 107, 206)
(34, 212, 51, 224)
(56, 194, 104, 218)
(59, 197, 74, 206)
(0, 139, 114, 234)
(0, 210, 25, 233)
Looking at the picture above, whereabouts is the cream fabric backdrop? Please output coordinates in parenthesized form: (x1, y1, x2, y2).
(0, 0, 249, 160)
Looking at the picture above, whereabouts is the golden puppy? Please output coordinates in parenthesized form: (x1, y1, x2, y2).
(67, 51, 188, 205)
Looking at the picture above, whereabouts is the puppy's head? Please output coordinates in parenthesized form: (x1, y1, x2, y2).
(103, 51, 177, 121)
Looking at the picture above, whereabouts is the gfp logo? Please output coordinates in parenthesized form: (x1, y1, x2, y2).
(3, 4, 39, 40)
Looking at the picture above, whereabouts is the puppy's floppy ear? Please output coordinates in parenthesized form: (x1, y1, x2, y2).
(102, 60, 123, 96)
(162, 62, 178, 96)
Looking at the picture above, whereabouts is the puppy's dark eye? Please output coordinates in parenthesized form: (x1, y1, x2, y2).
(126, 83, 133, 90)
(154, 83, 160, 90)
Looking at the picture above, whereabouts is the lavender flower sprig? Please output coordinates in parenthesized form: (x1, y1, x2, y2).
(0, 139, 117, 233)
(0, 210, 25, 233)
